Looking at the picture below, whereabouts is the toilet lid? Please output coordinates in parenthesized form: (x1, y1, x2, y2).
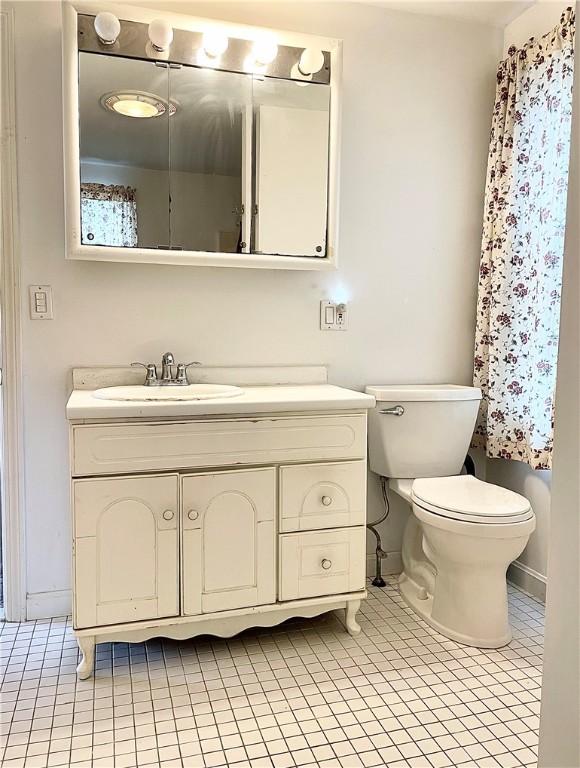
(411, 475, 533, 524)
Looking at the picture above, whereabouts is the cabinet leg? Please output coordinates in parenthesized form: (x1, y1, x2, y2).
(345, 599, 362, 636)
(76, 636, 95, 680)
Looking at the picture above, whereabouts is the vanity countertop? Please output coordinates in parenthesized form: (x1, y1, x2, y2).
(66, 384, 376, 421)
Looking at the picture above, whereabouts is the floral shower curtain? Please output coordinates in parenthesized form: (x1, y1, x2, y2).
(81, 183, 138, 247)
(473, 8, 575, 470)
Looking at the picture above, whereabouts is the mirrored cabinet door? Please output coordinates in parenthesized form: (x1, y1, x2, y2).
(252, 78, 330, 257)
(79, 53, 170, 249)
(73, 27, 336, 266)
(168, 66, 252, 253)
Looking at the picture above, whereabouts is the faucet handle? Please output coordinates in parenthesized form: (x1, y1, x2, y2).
(175, 361, 202, 385)
(131, 362, 158, 385)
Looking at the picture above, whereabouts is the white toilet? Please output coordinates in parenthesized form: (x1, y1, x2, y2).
(365, 384, 535, 648)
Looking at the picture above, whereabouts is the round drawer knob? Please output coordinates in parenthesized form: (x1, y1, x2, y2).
(321, 558, 332, 570)
(188, 509, 200, 521)
(162, 510, 174, 521)
(321, 495, 333, 507)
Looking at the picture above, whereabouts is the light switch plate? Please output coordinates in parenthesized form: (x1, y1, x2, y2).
(320, 300, 348, 331)
(29, 285, 53, 319)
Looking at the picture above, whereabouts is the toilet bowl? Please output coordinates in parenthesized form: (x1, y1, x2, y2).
(397, 475, 535, 647)
(365, 384, 536, 648)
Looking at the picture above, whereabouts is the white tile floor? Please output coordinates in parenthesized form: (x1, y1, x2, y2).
(0, 579, 544, 768)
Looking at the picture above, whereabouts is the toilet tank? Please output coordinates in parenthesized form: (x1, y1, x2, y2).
(365, 384, 481, 479)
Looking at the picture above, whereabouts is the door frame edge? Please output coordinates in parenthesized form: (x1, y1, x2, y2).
(1, 5, 27, 622)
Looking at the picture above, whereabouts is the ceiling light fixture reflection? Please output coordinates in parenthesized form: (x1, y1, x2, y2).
(94, 12, 121, 45)
(202, 30, 229, 58)
(101, 91, 178, 119)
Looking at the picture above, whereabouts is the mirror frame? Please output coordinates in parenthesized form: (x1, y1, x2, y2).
(63, 1, 342, 271)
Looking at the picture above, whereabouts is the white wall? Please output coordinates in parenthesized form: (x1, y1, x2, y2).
(502, 1, 567, 56)
(11, 0, 501, 618)
(538, 31, 579, 764)
(486, 1, 570, 599)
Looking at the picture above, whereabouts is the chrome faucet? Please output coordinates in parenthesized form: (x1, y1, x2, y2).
(132, 353, 201, 386)
(160, 352, 175, 384)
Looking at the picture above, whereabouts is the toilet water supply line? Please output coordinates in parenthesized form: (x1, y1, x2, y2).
(366, 475, 390, 587)
(367, 454, 476, 588)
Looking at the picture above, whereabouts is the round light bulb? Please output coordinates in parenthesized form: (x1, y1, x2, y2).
(202, 30, 229, 58)
(252, 37, 278, 66)
(299, 48, 325, 76)
(290, 62, 311, 85)
(94, 12, 120, 45)
(148, 18, 173, 52)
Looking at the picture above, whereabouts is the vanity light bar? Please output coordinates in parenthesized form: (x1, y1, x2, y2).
(77, 14, 331, 85)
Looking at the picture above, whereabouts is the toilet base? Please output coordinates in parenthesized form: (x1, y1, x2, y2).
(398, 571, 513, 649)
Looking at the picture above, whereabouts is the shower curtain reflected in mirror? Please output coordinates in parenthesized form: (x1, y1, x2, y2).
(80, 183, 138, 247)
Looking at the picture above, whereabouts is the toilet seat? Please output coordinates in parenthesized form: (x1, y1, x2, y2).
(412, 475, 533, 524)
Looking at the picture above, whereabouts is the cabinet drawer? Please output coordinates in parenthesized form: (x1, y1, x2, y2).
(279, 461, 366, 532)
(72, 414, 366, 476)
(279, 527, 366, 601)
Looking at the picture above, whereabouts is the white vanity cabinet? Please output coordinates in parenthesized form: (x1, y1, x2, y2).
(68, 387, 373, 681)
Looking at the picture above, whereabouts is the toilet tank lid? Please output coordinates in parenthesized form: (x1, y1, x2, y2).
(365, 384, 482, 402)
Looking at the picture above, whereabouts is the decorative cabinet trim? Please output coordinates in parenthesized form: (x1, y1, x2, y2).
(72, 414, 366, 476)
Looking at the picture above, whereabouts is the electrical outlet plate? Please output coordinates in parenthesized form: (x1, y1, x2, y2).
(320, 300, 348, 331)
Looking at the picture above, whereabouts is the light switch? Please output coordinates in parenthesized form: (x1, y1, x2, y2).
(320, 300, 348, 331)
(29, 285, 53, 319)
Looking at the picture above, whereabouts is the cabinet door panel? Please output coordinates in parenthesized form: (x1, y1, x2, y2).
(182, 468, 276, 615)
(74, 474, 179, 628)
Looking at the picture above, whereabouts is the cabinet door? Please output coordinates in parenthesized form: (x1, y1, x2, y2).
(74, 474, 179, 629)
(182, 468, 276, 615)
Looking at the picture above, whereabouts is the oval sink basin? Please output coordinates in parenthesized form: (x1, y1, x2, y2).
(93, 384, 244, 402)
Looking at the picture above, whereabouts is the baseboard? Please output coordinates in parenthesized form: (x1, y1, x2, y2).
(23, 560, 536, 621)
(366, 551, 402, 579)
(507, 561, 546, 603)
(26, 589, 72, 620)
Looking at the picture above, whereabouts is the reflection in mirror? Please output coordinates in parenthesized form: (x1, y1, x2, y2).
(77, 47, 332, 259)
(252, 78, 330, 257)
(79, 52, 170, 248)
(168, 66, 251, 253)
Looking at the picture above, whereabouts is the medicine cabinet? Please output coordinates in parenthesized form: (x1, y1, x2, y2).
(63, 3, 342, 270)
